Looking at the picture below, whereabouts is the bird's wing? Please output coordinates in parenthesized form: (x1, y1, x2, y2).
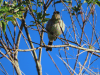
(60, 20, 65, 32)
(46, 19, 53, 32)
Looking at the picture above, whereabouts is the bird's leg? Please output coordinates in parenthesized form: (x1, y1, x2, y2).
(46, 41, 53, 51)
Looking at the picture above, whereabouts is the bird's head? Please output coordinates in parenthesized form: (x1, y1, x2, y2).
(52, 11, 61, 20)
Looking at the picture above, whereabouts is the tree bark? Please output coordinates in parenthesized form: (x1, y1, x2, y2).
(14, 60, 22, 75)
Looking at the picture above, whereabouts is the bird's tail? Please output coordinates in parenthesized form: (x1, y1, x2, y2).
(46, 41, 53, 51)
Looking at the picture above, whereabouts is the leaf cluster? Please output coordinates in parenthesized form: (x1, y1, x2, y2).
(0, 1, 27, 33)
(84, 0, 100, 6)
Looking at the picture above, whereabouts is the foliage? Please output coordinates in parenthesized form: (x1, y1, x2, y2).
(0, 0, 100, 75)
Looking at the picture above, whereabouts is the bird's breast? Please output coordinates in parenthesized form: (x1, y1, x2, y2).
(46, 19, 65, 36)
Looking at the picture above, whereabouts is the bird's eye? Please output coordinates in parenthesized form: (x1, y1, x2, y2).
(54, 11, 60, 14)
(57, 12, 59, 14)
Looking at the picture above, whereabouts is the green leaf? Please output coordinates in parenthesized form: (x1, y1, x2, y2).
(37, 2, 43, 7)
(84, 0, 93, 5)
(5, 17, 17, 26)
(3, 1, 8, 5)
(5, 17, 14, 21)
(0, 12, 3, 18)
(14, 11, 23, 19)
(42, 18, 50, 23)
(12, 20, 16, 26)
(33, 9, 36, 13)
(71, 12, 75, 15)
(1, 21, 6, 34)
(43, 13, 50, 17)
(14, 8, 19, 13)
(18, 6, 24, 9)
(72, 6, 80, 13)
(84, 0, 100, 6)
(22, 1, 30, 5)
(0, 8, 6, 13)
(0, 0, 3, 7)
(0, 21, 2, 28)
(54, 0, 67, 4)
(6, 12, 15, 15)
(37, 12, 43, 19)
(96, 1, 100, 7)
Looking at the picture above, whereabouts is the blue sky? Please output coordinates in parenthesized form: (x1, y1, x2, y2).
(0, 0, 100, 75)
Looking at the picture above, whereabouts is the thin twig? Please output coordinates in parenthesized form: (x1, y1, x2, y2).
(47, 51, 62, 75)
(0, 62, 8, 75)
(57, 55, 78, 75)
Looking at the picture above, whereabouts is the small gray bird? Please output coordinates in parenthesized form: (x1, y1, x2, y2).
(46, 11, 65, 51)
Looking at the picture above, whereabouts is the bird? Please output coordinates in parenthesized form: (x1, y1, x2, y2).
(46, 11, 65, 51)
